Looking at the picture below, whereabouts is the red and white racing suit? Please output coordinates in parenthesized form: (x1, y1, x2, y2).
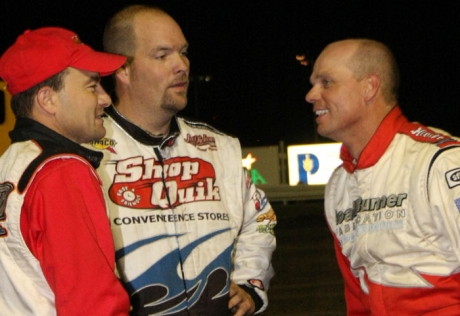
(0, 118, 130, 315)
(326, 106, 460, 315)
(88, 106, 276, 315)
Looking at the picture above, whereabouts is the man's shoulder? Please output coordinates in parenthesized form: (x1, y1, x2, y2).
(1, 141, 96, 193)
(394, 122, 460, 184)
(177, 117, 237, 139)
(397, 121, 460, 150)
(177, 117, 242, 155)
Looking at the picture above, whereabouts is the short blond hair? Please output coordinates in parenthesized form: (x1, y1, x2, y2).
(103, 5, 168, 63)
(347, 39, 400, 103)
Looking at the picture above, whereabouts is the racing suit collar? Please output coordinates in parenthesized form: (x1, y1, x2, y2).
(105, 105, 180, 148)
(9, 117, 103, 169)
(340, 106, 407, 173)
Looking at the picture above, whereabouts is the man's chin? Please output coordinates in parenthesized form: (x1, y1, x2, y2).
(317, 126, 332, 140)
(162, 100, 187, 113)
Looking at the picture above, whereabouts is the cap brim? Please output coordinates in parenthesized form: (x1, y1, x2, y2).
(71, 50, 127, 77)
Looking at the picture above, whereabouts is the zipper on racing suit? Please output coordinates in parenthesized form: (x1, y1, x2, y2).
(153, 146, 191, 315)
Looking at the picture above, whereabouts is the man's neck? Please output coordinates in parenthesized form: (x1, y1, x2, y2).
(114, 101, 172, 136)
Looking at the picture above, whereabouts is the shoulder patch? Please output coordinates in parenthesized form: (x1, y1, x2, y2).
(0, 182, 14, 237)
(400, 122, 460, 149)
(184, 133, 217, 151)
(445, 168, 460, 189)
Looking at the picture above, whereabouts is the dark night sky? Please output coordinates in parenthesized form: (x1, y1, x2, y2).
(1, 1, 460, 147)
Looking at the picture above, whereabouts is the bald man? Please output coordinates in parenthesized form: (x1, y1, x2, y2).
(306, 39, 460, 315)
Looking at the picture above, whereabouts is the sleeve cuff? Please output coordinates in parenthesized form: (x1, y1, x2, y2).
(239, 284, 264, 313)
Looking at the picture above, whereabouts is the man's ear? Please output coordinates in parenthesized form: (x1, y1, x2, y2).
(36, 86, 58, 115)
(115, 65, 130, 85)
(363, 74, 380, 103)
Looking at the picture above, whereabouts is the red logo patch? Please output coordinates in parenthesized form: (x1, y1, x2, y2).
(109, 156, 221, 209)
(72, 35, 82, 44)
(184, 133, 217, 151)
(248, 279, 264, 291)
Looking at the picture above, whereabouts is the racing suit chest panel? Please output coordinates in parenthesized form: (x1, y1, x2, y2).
(95, 116, 243, 314)
(1, 142, 55, 315)
(101, 118, 241, 246)
(328, 133, 460, 288)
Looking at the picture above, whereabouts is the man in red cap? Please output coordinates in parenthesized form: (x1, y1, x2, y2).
(0, 27, 130, 315)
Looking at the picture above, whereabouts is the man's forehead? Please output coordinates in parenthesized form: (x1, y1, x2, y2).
(322, 43, 355, 61)
(310, 53, 355, 83)
(133, 14, 186, 49)
(311, 55, 341, 75)
(134, 13, 182, 36)
(313, 44, 355, 69)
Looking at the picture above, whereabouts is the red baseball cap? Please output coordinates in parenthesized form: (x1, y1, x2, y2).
(0, 27, 127, 95)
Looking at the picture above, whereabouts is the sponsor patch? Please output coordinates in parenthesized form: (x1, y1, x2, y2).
(184, 133, 217, 151)
(400, 122, 460, 148)
(109, 156, 220, 209)
(252, 190, 268, 212)
(445, 168, 460, 189)
(256, 208, 276, 235)
(256, 208, 276, 224)
(89, 137, 117, 154)
(248, 279, 264, 291)
(0, 182, 14, 237)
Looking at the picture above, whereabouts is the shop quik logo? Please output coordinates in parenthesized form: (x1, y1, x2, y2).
(109, 156, 221, 209)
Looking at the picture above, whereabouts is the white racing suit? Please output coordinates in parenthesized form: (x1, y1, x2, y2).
(88, 106, 276, 315)
(326, 106, 460, 315)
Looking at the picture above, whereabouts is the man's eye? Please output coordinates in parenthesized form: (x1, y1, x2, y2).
(155, 54, 167, 60)
(323, 79, 330, 86)
(181, 51, 189, 56)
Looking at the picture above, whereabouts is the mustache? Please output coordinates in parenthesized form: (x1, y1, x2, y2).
(171, 74, 189, 86)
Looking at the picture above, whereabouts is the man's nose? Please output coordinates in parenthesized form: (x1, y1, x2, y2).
(305, 85, 318, 104)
